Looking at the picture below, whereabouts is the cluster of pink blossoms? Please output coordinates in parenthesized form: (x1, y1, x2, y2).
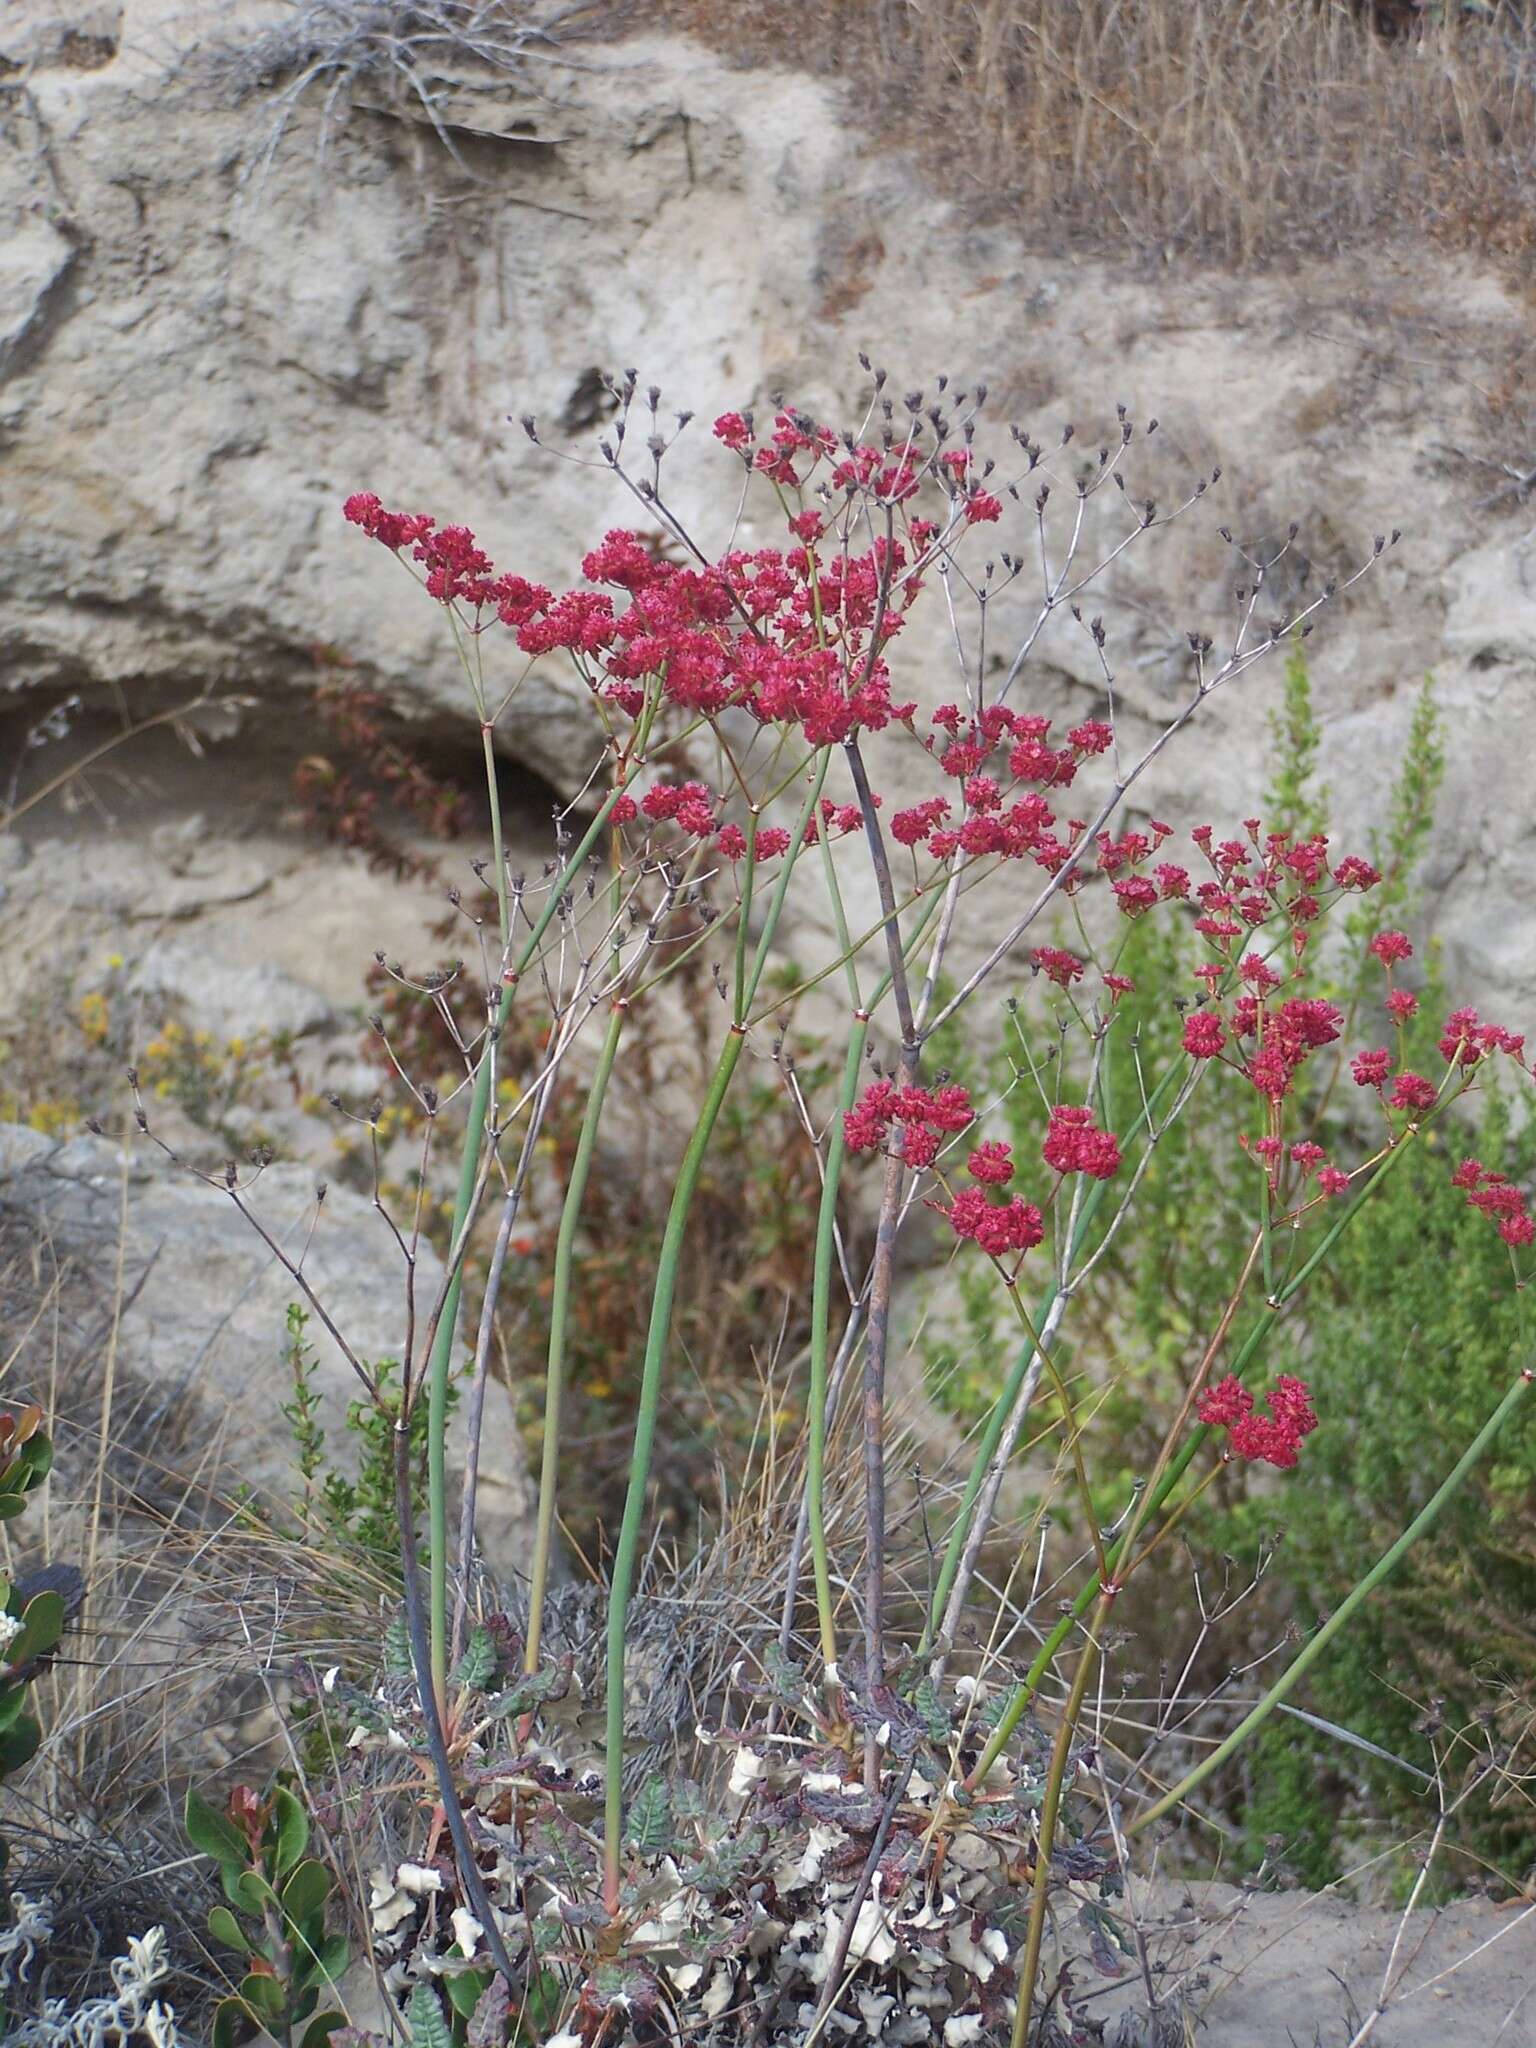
(842, 1079, 975, 1170)
(946, 1136, 1046, 1258)
(1452, 1160, 1536, 1248)
(604, 783, 865, 865)
(1196, 1373, 1319, 1469)
(1179, 951, 1343, 1104)
(345, 491, 925, 753)
(841, 1079, 1124, 1267)
(1245, 1136, 1352, 1200)
(1042, 1104, 1122, 1180)
(712, 408, 1003, 524)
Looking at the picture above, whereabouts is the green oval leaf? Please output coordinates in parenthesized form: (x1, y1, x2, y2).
(270, 1785, 309, 1881)
(312, 1933, 348, 1986)
(280, 1856, 330, 1930)
(8, 1591, 64, 1667)
(207, 1905, 251, 1953)
(185, 1787, 251, 1874)
(444, 1965, 491, 2020)
(233, 1868, 277, 1916)
(0, 1715, 41, 1775)
(212, 1995, 251, 2048)
(17, 1435, 53, 1486)
(239, 1970, 288, 2022)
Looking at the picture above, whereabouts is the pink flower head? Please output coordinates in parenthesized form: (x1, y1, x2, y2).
(948, 1188, 1045, 1256)
(1351, 1048, 1392, 1090)
(1113, 876, 1159, 919)
(1240, 953, 1283, 994)
(1182, 1011, 1227, 1059)
(343, 492, 434, 553)
(963, 490, 1003, 525)
(1369, 930, 1414, 966)
(1031, 946, 1085, 988)
(901, 1125, 941, 1169)
(891, 797, 952, 848)
(967, 1140, 1015, 1185)
(1436, 1006, 1525, 1070)
(1196, 1376, 1253, 1428)
(1043, 1104, 1121, 1180)
(844, 1080, 899, 1154)
(713, 411, 753, 451)
(1317, 1167, 1351, 1197)
(1389, 1071, 1437, 1113)
(846, 1077, 975, 1162)
(1386, 989, 1419, 1022)
(1332, 856, 1382, 891)
(1067, 720, 1114, 755)
(1200, 1374, 1317, 1468)
(1459, 1161, 1535, 1247)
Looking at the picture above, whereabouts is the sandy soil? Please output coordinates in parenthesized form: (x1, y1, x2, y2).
(1097, 1881, 1535, 2046)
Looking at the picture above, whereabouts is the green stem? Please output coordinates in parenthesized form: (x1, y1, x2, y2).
(807, 1021, 869, 1676)
(602, 758, 830, 1910)
(479, 722, 511, 945)
(525, 1000, 628, 1675)
(732, 810, 760, 1021)
(1011, 1607, 1108, 2048)
(424, 764, 652, 1713)
(923, 1060, 1184, 1650)
(969, 1123, 1423, 1783)
(1128, 1360, 1535, 1837)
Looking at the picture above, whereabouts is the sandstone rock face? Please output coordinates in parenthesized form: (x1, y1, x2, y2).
(0, 1121, 536, 1574)
(2, 0, 1535, 1019)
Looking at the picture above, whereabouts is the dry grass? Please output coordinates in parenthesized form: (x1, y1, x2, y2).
(649, 0, 1536, 267)
(0, 1208, 400, 2028)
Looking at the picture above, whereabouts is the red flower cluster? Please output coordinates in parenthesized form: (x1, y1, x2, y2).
(344, 494, 552, 615)
(1182, 1010, 1227, 1058)
(1244, 998, 1342, 1102)
(1042, 1104, 1122, 1180)
(843, 1080, 975, 1168)
(641, 780, 717, 836)
(947, 1186, 1046, 1255)
(347, 487, 928, 753)
(1369, 929, 1413, 966)
(1175, 822, 1375, 953)
(1032, 946, 1085, 988)
(1197, 1373, 1319, 1469)
(944, 1137, 1045, 1257)
(1438, 1006, 1526, 1070)
(1453, 1160, 1536, 1248)
(1351, 1048, 1391, 1089)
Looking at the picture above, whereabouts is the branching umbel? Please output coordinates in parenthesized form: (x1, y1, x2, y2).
(150, 364, 1536, 2046)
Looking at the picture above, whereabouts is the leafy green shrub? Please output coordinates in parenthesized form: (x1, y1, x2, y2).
(184, 1781, 348, 2048)
(0, 1403, 60, 1936)
(924, 653, 1536, 1881)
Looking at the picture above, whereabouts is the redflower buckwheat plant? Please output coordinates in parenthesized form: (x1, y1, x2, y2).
(147, 366, 1536, 2047)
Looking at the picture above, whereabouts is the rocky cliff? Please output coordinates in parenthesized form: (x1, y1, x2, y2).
(4, 1, 1535, 1003)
